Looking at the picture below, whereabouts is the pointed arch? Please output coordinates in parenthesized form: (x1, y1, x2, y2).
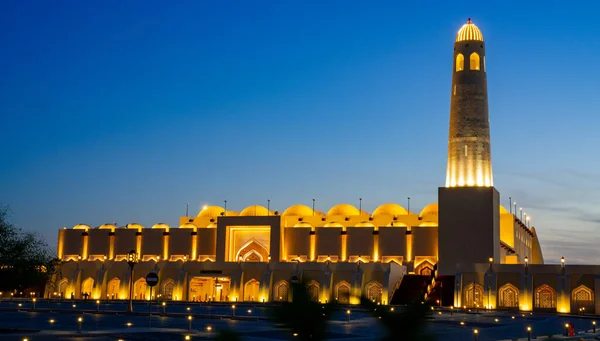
(498, 283, 519, 308)
(534, 284, 556, 309)
(456, 53, 464, 72)
(81, 277, 94, 298)
(235, 239, 269, 263)
(162, 278, 175, 300)
(463, 282, 484, 308)
(365, 281, 383, 303)
(58, 278, 68, 297)
(107, 277, 120, 299)
(469, 52, 480, 70)
(274, 280, 289, 301)
(415, 260, 434, 276)
(572, 285, 594, 310)
(244, 278, 260, 301)
(335, 280, 351, 304)
(306, 280, 320, 302)
(134, 278, 147, 300)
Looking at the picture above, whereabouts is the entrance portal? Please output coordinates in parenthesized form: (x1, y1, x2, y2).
(188, 277, 231, 302)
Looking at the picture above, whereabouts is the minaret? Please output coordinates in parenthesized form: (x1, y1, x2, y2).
(438, 19, 500, 277)
(446, 18, 493, 188)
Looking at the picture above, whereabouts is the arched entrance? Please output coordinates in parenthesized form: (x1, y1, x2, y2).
(162, 278, 174, 300)
(107, 278, 120, 299)
(498, 283, 519, 308)
(244, 279, 260, 301)
(366, 281, 383, 303)
(335, 281, 351, 304)
(134, 278, 147, 300)
(58, 278, 68, 298)
(236, 239, 269, 262)
(307, 280, 319, 302)
(572, 285, 594, 312)
(81, 277, 94, 299)
(415, 261, 434, 276)
(274, 281, 289, 301)
(464, 282, 484, 308)
(534, 284, 556, 309)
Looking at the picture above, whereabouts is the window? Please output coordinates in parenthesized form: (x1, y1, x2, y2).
(498, 283, 519, 308)
(470, 52, 480, 70)
(534, 284, 556, 309)
(464, 282, 484, 308)
(456, 53, 464, 72)
(464, 145, 468, 157)
(453, 85, 456, 96)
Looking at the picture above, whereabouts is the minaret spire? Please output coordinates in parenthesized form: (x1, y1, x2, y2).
(446, 19, 492, 187)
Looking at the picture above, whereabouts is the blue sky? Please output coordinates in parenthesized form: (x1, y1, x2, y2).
(1, 1, 599, 264)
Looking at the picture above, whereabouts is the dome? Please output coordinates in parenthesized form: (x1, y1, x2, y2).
(73, 224, 91, 230)
(180, 222, 197, 229)
(240, 205, 272, 216)
(197, 206, 226, 218)
(419, 203, 439, 217)
(282, 204, 314, 217)
(327, 204, 360, 217)
(226, 210, 239, 216)
(456, 18, 484, 42)
(372, 203, 408, 216)
(354, 222, 375, 228)
(98, 224, 117, 230)
(151, 223, 170, 229)
(126, 223, 144, 230)
(314, 210, 325, 217)
(499, 205, 509, 214)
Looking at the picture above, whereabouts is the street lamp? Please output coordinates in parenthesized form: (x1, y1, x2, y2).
(527, 326, 531, 341)
(126, 250, 138, 313)
(473, 329, 479, 341)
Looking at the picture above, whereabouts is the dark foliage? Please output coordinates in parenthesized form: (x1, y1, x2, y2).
(270, 280, 336, 341)
(361, 295, 436, 341)
(0, 205, 56, 293)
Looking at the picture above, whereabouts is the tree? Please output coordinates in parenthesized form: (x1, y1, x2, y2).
(0, 205, 56, 294)
(361, 294, 436, 341)
(270, 280, 336, 341)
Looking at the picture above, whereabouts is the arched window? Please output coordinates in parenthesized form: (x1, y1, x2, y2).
(274, 281, 289, 301)
(81, 277, 94, 298)
(307, 280, 320, 302)
(498, 283, 519, 308)
(415, 260, 434, 276)
(572, 285, 594, 310)
(456, 53, 464, 72)
(162, 278, 175, 300)
(134, 278, 147, 300)
(470, 52, 480, 70)
(534, 284, 556, 309)
(244, 278, 260, 301)
(58, 278, 68, 297)
(336, 281, 351, 304)
(107, 277, 120, 299)
(366, 281, 383, 303)
(464, 282, 484, 308)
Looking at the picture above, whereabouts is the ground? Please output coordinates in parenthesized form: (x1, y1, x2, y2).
(0, 299, 597, 341)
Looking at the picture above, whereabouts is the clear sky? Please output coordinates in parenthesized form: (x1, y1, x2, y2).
(1, 1, 599, 264)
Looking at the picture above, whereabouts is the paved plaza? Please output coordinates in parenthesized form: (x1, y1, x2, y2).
(0, 300, 598, 341)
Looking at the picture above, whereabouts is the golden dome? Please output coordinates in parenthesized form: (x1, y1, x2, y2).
(419, 203, 438, 217)
(151, 223, 170, 229)
(180, 222, 197, 229)
(226, 210, 239, 216)
(282, 204, 314, 217)
(327, 204, 360, 217)
(372, 203, 408, 216)
(240, 205, 272, 216)
(126, 223, 144, 230)
(74, 224, 91, 230)
(456, 18, 483, 42)
(98, 224, 117, 230)
(197, 206, 226, 218)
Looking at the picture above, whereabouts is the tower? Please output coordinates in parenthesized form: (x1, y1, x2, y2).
(446, 18, 492, 188)
(438, 19, 500, 276)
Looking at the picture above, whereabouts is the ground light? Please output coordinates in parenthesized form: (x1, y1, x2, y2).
(77, 317, 83, 333)
(49, 319, 55, 324)
(206, 326, 212, 331)
(473, 329, 479, 341)
(162, 302, 166, 314)
(32, 298, 36, 309)
(188, 315, 192, 331)
(96, 300, 100, 311)
(527, 326, 532, 341)
(184, 335, 191, 340)
(346, 310, 351, 322)
(593, 321, 596, 333)
(231, 305, 236, 317)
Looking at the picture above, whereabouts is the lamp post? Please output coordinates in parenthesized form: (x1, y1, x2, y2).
(231, 304, 236, 317)
(527, 326, 531, 341)
(565, 323, 569, 336)
(592, 321, 596, 333)
(187, 315, 192, 331)
(126, 250, 138, 313)
(524, 256, 529, 275)
(473, 329, 479, 341)
(96, 299, 100, 312)
(77, 317, 83, 333)
(32, 298, 36, 310)
(346, 309, 351, 323)
(561, 256, 565, 276)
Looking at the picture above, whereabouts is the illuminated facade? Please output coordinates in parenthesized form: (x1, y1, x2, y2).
(446, 18, 492, 188)
(48, 19, 600, 312)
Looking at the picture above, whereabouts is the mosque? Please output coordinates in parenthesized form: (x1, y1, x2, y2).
(47, 19, 600, 313)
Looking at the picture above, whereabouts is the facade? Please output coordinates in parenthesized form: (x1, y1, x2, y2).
(51, 19, 600, 311)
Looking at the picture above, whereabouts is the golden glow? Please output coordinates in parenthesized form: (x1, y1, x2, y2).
(456, 53, 464, 72)
(341, 233, 347, 261)
(456, 19, 484, 42)
(73, 224, 91, 230)
(81, 234, 89, 260)
(310, 231, 316, 261)
(470, 52, 480, 70)
(372, 203, 408, 216)
(373, 233, 379, 262)
(240, 205, 272, 216)
(327, 204, 361, 217)
(152, 223, 170, 230)
(419, 203, 438, 217)
(163, 234, 169, 260)
(198, 206, 225, 218)
(191, 232, 198, 260)
(282, 204, 314, 216)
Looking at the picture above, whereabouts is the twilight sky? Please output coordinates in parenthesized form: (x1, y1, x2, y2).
(1, 1, 599, 264)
